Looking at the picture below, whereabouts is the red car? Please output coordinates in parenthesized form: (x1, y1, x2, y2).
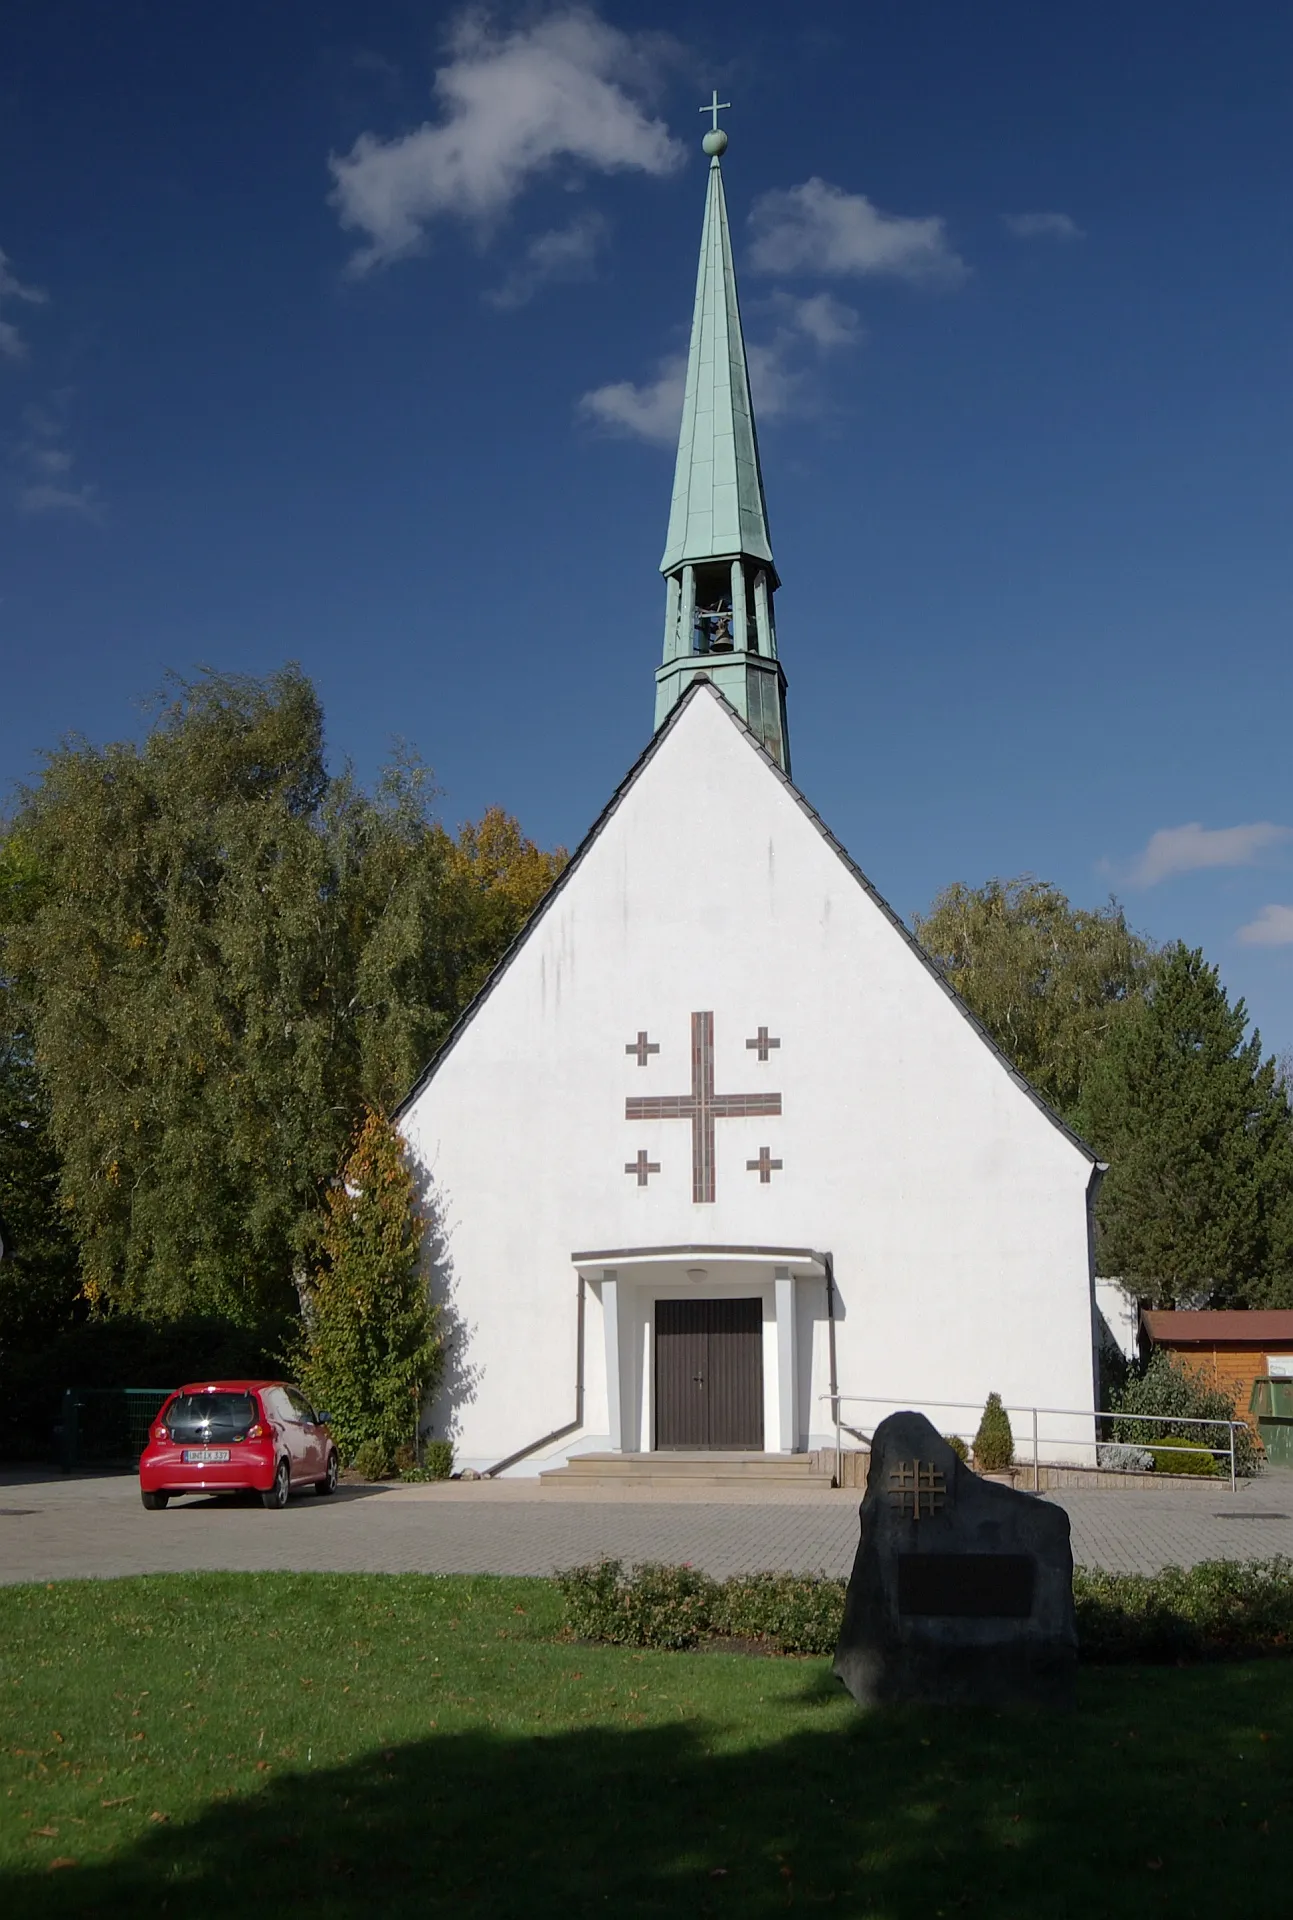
(139, 1379, 339, 1510)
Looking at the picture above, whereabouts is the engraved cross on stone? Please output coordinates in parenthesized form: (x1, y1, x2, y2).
(625, 1031, 659, 1067)
(747, 1146, 782, 1184)
(625, 1149, 660, 1187)
(745, 1026, 780, 1062)
(626, 1011, 781, 1203)
(887, 1460, 946, 1521)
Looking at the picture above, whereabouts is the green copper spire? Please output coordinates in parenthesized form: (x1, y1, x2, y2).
(654, 98, 790, 773)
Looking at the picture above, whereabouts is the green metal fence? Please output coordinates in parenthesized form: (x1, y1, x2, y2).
(58, 1388, 173, 1473)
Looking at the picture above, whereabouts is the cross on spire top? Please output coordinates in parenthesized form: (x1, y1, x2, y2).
(700, 89, 731, 131)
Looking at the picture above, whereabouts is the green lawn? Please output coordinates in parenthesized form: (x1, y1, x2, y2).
(0, 1572, 1287, 1917)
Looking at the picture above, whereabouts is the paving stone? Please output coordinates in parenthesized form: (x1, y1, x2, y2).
(0, 1466, 1290, 1587)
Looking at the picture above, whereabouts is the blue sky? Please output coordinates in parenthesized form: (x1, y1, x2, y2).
(2, 1, 1290, 1053)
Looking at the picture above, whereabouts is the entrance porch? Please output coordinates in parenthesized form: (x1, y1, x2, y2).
(572, 1245, 829, 1458)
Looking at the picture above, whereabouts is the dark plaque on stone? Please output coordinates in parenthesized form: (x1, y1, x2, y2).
(833, 1411, 1077, 1709)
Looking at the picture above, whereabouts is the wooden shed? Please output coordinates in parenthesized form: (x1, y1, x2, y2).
(1140, 1309, 1293, 1434)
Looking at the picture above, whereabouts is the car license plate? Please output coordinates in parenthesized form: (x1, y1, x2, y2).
(183, 1448, 230, 1463)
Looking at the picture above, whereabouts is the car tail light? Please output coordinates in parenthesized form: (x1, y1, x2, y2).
(152, 1425, 169, 1443)
(245, 1423, 267, 1441)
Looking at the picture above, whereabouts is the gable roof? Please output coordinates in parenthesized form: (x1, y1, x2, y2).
(1142, 1309, 1293, 1345)
(397, 682, 1100, 1165)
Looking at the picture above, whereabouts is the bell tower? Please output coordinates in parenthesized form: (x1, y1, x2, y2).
(654, 97, 790, 774)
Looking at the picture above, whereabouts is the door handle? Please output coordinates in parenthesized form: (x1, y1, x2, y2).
(692, 1374, 705, 1386)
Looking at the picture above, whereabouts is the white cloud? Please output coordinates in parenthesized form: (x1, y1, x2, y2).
(768, 289, 861, 349)
(577, 288, 864, 444)
(329, 9, 682, 273)
(0, 249, 48, 360)
(486, 210, 608, 307)
(1128, 821, 1293, 887)
(1004, 211, 1084, 241)
(577, 352, 685, 444)
(12, 395, 103, 522)
(18, 480, 103, 520)
(1238, 904, 1293, 947)
(748, 178, 966, 285)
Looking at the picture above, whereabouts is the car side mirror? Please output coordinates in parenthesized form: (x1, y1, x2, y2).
(315, 1411, 330, 1426)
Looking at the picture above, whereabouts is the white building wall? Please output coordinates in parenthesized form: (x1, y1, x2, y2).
(401, 691, 1099, 1472)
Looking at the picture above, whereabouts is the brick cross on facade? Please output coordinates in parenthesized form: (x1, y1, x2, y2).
(747, 1146, 782, 1183)
(626, 1011, 781, 1203)
(745, 1025, 780, 1061)
(625, 1031, 660, 1066)
(624, 1149, 660, 1187)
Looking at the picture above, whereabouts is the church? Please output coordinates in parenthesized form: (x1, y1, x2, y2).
(399, 118, 1103, 1477)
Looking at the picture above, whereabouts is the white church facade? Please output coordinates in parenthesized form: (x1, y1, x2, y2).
(399, 117, 1103, 1476)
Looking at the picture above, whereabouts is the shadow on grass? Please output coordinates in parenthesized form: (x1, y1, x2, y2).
(5, 1664, 1287, 1919)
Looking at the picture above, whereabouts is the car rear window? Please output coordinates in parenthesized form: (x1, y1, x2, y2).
(165, 1393, 259, 1442)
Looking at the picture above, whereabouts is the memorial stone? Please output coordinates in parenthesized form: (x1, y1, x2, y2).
(833, 1410, 1077, 1708)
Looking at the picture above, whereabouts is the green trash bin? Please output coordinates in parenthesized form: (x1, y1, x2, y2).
(1250, 1377, 1293, 1468)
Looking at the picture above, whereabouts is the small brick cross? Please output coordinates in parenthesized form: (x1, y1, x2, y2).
(745, 1026, 780, 1061)
(626, 1031, 660, 1067)
(625, 1150, 660, 1187)
(746, 1146, 783, 1184)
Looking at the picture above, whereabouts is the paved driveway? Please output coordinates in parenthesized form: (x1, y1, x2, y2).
(1, 1466, 1291, 1585)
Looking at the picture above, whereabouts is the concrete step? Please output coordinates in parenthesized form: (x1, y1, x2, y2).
(539, 1451, 837, 1490)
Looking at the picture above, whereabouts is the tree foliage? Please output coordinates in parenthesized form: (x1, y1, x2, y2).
(293, 1107, 440, 1468)
(915, 876, 1155, 1120)
(1110, 1349, 1261, 1477)
(1075, 944, 1293, 1307)
(2, 668, 563, 1328)
(0, 836, 82, 1351)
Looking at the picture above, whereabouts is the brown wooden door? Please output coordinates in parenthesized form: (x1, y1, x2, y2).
(655, 1298, 764, 1450)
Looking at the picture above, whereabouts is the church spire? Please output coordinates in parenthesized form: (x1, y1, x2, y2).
(654, 97, 790, 773)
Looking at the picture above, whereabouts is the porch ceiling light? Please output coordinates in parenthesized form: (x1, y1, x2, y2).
(686, 1267, 708, 1282)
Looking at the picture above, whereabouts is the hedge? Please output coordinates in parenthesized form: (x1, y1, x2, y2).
(556, 1556, 1293, 1663)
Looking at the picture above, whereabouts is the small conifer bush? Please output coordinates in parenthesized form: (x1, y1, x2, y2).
(943, 1433, 970, 1464)
(973, 1391, 1014, 1471)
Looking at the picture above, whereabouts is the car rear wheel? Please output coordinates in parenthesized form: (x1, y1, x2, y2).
(140, 1490, 168, 1511)
(261, 1460, 290, 1510)
(316, 1450, 339, 1496)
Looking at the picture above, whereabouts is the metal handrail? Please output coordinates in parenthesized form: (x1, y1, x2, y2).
(821, 1392, 1244, 1494)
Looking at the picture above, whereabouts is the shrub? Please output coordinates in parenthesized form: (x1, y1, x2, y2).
(557, 1557, 1293, 1663)
(1073, 1558, 1293, 1661)
(943, 1433, 969, 1464)
(352, 1438, 394, 1481)
(557, 1561, 849, 1655)
(1109, 1349, 1260, 1477)
(401, 1440, 454, 1482)
(973, 1391, 1014, 1471)
(712, 1573, 847, 1653)
(294, 1109, 443, 1468)
(1149, 1436, 1221, 1476)
(557, 1561, 718, 1650)
(1096, 1441, 1154, 1472)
